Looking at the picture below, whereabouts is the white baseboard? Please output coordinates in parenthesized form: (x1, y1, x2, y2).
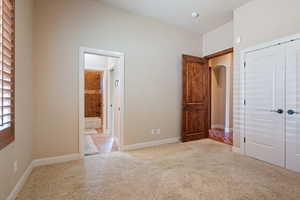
(6, 138, 177, 199)
(6, 153, 82, 200)
(211, 124, 225, 129)
(32, 153, 81, 168)
(6, 163, 33, 200)
(232, 146, 242, 154)
(224, 128, 233, 132)
(121, 137, 180, 151)
(114, 136, 120, 147)
(102, 129, 111, 136)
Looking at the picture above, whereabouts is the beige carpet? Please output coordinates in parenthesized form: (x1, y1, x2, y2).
(17, 139, 300, 200)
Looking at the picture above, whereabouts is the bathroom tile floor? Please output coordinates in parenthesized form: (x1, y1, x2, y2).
(88, 130, 119, 154)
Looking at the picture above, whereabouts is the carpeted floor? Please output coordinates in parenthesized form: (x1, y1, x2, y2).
(17, 139, 300, 200)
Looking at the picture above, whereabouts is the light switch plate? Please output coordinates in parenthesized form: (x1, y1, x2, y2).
(14, 160, 18, 173)
(236, 36, 241, 44)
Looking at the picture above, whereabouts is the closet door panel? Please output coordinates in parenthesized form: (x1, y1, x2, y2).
(245, 45, 285, 167)
(286, 40, 300, 173)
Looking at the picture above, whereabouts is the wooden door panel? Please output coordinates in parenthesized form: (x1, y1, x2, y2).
(85, 94, 102, 117)
(182, 55, 209, 142)
(185, 63, 208, 103)
(183, 109, 206, 134)
(84, 71, 103, 118)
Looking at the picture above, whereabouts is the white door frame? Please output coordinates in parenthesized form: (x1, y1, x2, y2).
(79, 47, 125, 157)
(224, 64, 231, 133)
(102, 70, 109, 134)
(236, 34, 300, 155)
(106, 70, 114, 135)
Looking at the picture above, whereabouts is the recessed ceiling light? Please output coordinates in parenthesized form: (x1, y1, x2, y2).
(191, 12, 199, 18)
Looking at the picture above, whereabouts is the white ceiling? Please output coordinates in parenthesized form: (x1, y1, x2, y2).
(100, 0, 252, 34)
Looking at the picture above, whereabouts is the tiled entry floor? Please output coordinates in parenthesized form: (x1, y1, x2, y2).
(90, 134, 119, 153)
(209, 128, 233, 145)
(84, 129, 119, 155)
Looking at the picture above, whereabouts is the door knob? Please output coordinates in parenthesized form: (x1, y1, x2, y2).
(270, 109, 284, 114)
(287, 109, 299, 115)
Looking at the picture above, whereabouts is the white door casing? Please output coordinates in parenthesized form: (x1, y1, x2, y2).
(102, 71, 108, 133)
(286, 40, 300, 173)
(245, 45, 286, 167)
(113, 65, 121, 146)
(79, 47, 125, 156)
(107, 70, 113, 134)
(237, 34, 300, 172)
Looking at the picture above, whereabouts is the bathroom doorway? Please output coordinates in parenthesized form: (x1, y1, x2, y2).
(79, 48, 125, 156)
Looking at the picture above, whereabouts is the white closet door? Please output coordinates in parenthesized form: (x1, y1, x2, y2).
(245, 45, 285, 167)
(286, 40, 300, 173)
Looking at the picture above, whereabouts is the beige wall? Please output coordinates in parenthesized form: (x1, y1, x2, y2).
(209, 53, 233, 130)
(203, 21, 233, 56)
(210, 65, 226, 128)
(0, 0, 34, 199)
(233, 0, 300, 147)
(33, 0, 202, 158)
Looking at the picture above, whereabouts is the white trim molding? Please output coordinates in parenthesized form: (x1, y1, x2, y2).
(32, 154, 81, 168)
(7, 153, 81, 200)
(232, 146, 242, 154)
(121, 137, 180, 151)
(238, 34, 300, 155)
(79, 47, 125, 157)
(225, 127, 233, 132)
(241, 34, 300, 55)
(6, 163, 33, 200)
(7, 137, 180, 200)
(211, 124, 225, 129)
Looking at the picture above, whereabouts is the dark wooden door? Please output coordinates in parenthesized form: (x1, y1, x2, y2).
(84, 71, 103, 118)
(182, 55, 210, 142)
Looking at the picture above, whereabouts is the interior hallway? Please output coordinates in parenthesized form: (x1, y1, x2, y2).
(17, 139, 300, 200)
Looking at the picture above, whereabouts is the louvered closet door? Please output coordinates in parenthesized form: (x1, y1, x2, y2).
(286, 40, 300, 173)
(245, 45, 285, 167)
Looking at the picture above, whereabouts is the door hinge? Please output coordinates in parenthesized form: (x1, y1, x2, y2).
(243, 99, 246, 105)
(244, 137, 246, 143)
(244, 62, 246, 68)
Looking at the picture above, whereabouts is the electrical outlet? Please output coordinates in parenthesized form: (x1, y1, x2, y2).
(14, 160, 18, 173)
(151, 129, 156, 135)
(156, 129, 161, 135)
(236, 36, 241, 44)
(151, 129, 161, 135)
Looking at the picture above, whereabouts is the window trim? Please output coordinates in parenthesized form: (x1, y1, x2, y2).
(0, 0, 15, 150)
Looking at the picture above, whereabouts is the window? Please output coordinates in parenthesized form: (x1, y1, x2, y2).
(0, 0, 15, 150)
